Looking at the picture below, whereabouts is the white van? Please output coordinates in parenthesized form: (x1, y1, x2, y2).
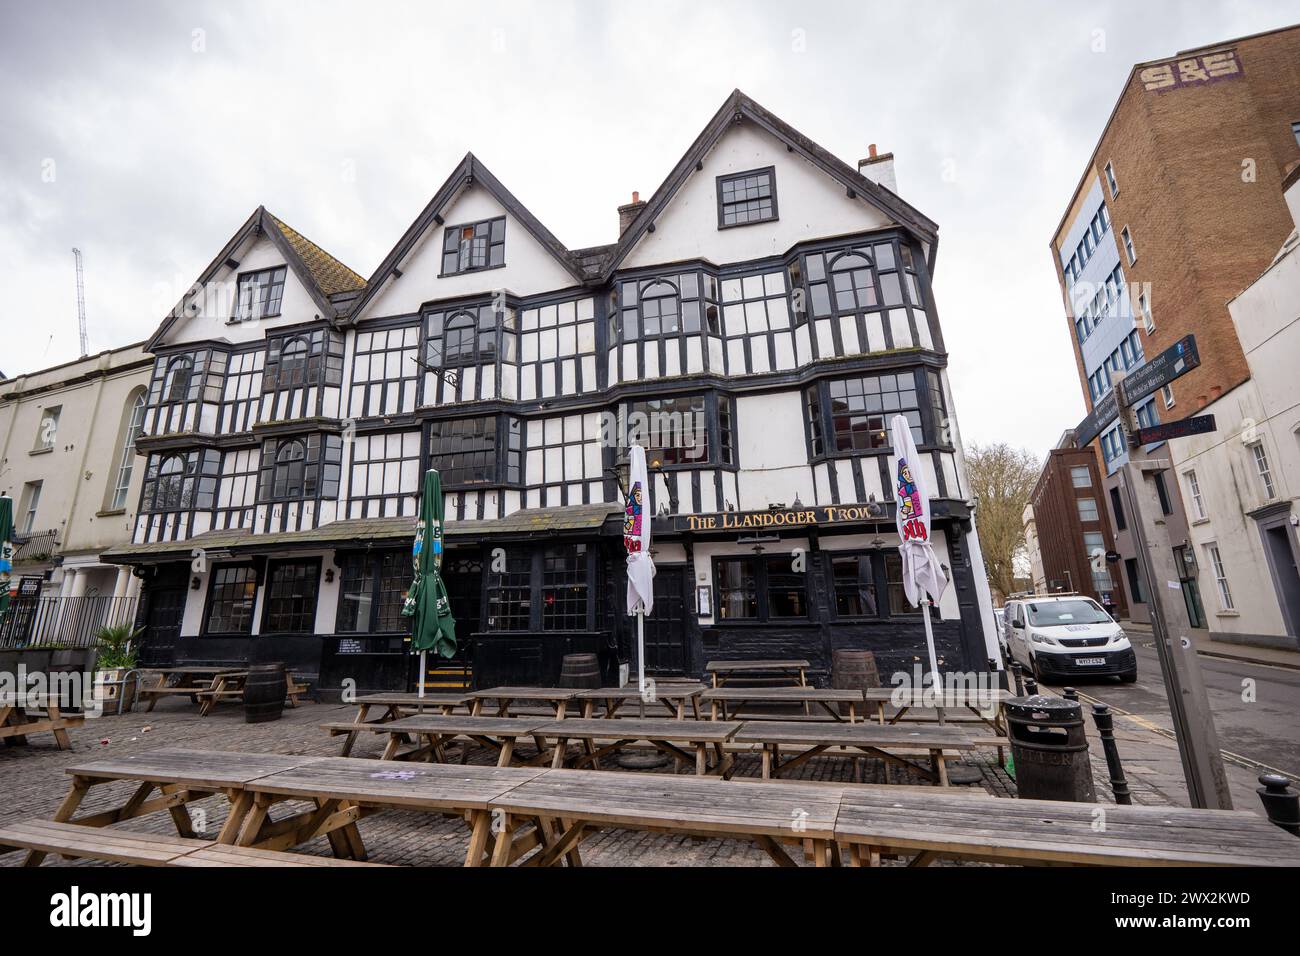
(1003, 594, 1136, 684)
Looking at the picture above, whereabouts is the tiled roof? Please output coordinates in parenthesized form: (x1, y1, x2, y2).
(102, 505, 620, 563)
(269, 215, 367, 295)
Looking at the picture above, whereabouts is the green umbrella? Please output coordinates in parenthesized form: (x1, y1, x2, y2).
(0, 496, 14, 621)
(401, 470, 456, 696)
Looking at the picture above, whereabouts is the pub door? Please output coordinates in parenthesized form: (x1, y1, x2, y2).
(413, 554, 482, 691)
(136, 565, 189, 667)
(642, 566, 688, 676)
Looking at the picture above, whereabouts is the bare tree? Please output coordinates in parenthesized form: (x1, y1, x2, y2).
(965, 442, 1041, 601)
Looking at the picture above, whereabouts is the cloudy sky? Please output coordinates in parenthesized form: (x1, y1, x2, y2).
(1, 0, 1294, 458)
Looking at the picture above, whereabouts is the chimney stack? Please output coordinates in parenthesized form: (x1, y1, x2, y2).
(618, 190, 647, 235)
(858, 144, 898, 195)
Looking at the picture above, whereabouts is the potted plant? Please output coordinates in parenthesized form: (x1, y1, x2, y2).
(94, 624, 143, 712)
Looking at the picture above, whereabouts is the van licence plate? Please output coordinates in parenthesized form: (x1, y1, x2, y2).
(1077, 657, 1106, 666)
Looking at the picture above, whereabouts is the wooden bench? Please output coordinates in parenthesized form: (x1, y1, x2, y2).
(533, 718, 743, 775)
(0, 696, 84, 751)
(331, 692, 471, 756)
(0, 819, 385, 867)
(321, 715, 554, 766)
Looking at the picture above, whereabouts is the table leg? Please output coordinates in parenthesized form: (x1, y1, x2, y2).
(490, 813, 516, 867)
(23, 776, 92, 866)
(380, 732, 403, 761)
(933, 751, 949, 787)
(761, 745, 772, 780)
(464, 809, 492, 867)
(218, 791, 255, 844)
(492, 737, 514, 767)
(876, 701, 885, 726)
(551, 737, 569, 769)
(582, 700, 594, 719)
(340, 703, 372, 757)
(695, 743, 707, 776)
(46, 704, 74, 751)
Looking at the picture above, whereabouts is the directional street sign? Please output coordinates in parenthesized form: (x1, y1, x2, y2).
(1074, 334, 1201, 449)
(1133, 413, 1216, 446)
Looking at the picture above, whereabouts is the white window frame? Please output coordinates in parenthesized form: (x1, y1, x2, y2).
(1076, 497, 1099, 522)
(1070, 465, 1091, 488)
(111, 393, 147, 510)
(1162, 384, 1175, 409)
(20, 481, 42, 534)
(1138, 291, 1154, 333)
(1205, 542, 1234, 611)
(1250, 442, 1276, 499)
(1121, 227, 1136, 265)
(1185, 470, 1205, 520)
(1104, 161, 1119, 198)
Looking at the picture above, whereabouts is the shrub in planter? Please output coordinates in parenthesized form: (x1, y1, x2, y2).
(94, 624, 144, 712)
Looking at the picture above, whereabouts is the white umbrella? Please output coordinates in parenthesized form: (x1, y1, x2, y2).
(623, 445, 656, 706)
(890, 414, 948, 701)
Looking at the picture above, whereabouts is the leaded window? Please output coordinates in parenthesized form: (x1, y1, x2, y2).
(336, 551, 409, 633)
(717, 167, 777, 227)
(163, 356, 194, 403)
(263, 329, 344, 391)
(831, 554, 878, 617)
(622, 394, 735, 467)
(442, 217, 505, 274)
(486, 553, 532, 631)
(616, 273, 714, 341)
(425, 305, 505, 369)
(257, 434, 342, 502)
(804, 371, 927, 458)
(261, 559, 320, 634)
(715, 555, 808, 622)
(204, 565, 257, 634)
(798, 239, 923, 322)
(542, 544, 588, 630)
(232, 267, 287, 322)
(140, 449, 220, 513)
(428, 416, 519, 487)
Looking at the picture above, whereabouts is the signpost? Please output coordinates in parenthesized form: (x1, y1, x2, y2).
(1074, 340, 1232, 811)
(1133, 414, 1216, 446)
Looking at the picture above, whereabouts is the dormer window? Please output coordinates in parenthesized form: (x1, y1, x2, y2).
(717, 167, 777, 228)
(232, 266, 287, 323)
(442, 217, 505, 275)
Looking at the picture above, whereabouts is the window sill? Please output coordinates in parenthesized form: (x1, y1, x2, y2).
(437, 263, 507, 280)
(1215, 610, 1239, 618)
(718, 215, 780, 231)
(96, 509, 127, 518)
(1191, 517, 1211, 527)
(29, 447, 53, 456)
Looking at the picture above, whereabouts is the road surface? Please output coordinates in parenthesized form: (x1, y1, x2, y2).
(1038, 637, 1300, 780)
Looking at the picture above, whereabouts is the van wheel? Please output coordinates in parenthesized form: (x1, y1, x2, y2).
(1120, 669, 1137, 684)
(1030, 655, 1044, 685)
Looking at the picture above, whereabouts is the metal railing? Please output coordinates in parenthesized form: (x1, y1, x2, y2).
(12, 528, 60, 562)
(0, 595, 138, 649)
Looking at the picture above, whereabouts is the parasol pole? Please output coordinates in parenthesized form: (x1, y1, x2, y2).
(418, 649, 426, 699)
(921, 597, 944, 722)
(637, 608, 646, 718)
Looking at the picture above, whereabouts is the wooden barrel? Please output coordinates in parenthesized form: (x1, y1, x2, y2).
(558, 653, 601, 689)
(832, 649, 881, 715)
(243, 663, 288, 723)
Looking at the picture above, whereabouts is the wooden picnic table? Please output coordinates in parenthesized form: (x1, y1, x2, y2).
(533, 718, 743, 775)
(234, 756, 554, 866)
(469, 686, 579, 719)
(139, 667, 307, 716)
(732, 721, 976, 785)
(573, 683, 707, 719)
(489, 768, 846, 867)
(22, 748, 323, 866)
(0, 693, 84, 751)
(331, 692, 472, 756)
(700, 686, 870, 722)
(323, 715, 555, 766)
(705, 659, 810, 688)
(833, 788, 1300, 867)
(863, 687, 1011, 734)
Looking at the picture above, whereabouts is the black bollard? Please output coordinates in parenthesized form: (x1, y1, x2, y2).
(1090, 703, 1132, 805)
(1024, 676, 1039, 696)
(1257, 774, 1300, 836)
(1063, 687, 1078, 702)
(1009, 661, 1026, 696)
(987, 658, 1007, 692)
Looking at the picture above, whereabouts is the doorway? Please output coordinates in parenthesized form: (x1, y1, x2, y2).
(137, 565, 189, 667)
(642, 566, 688, 676)
(1263, 524, 1300, 638)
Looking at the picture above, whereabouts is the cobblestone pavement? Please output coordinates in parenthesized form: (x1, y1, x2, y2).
(0, 697, 1031, 867)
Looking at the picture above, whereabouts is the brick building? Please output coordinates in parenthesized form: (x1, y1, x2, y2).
(1028, 431, 1127, 617)
(1050, 24, 1300, 630)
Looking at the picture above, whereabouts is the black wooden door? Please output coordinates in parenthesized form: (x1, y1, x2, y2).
(137, 567, 188, 667)
(642, 566, 687, 676)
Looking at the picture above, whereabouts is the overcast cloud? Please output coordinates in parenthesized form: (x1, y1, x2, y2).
(1, 0, 1294, 458)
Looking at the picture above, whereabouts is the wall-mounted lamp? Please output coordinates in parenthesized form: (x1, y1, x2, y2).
(190, 576, 201, 590)
(324, 567, 335, 584)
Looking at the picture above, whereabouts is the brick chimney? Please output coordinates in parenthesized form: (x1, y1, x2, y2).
(618, 191, 647, 235)
(857, 143, 898, 195)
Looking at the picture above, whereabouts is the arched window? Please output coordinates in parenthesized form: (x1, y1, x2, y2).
(110, 390, 146, 510)
(273, 440, 307, 498)
(828, 253, 877, 313)
(156, 455, 187, 510)
(638, 280, 681, 337)
(443, 312, 477, 365)
(279, 337, 309, 387)
(163, 356, 194, 403)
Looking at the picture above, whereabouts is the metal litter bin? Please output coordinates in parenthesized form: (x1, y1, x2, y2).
(1006, 694, 1096, 802)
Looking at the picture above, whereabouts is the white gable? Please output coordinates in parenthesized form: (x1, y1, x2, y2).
(624, 122, 894, 269)
(358, 183, 577, 320)
(166, 233, 323, 346)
